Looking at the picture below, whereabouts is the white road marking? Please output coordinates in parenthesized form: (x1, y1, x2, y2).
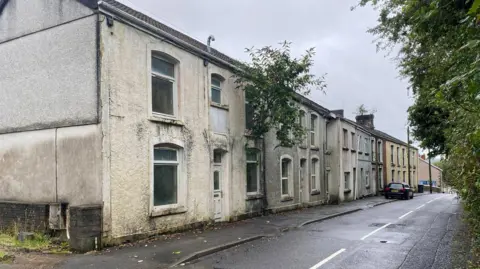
(398, 211, 414, 219)
(427, 200, 434, 204)
(309, 248, 346, 269)
(416, 204, 425, 210)
(360, 223, 391, 240)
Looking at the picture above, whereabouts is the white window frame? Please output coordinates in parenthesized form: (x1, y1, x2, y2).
(147, 47, 181, 121)
(310, 113, 319, 147)
(351, 132, 356, 150)
(150, 138, 186, 216)
(365, 170, 370, 187)
(299, 110, 307, 146)
(246, 149, 260, 195)
(358, 135, 363, 152)
(344, 172, 350, 190)
(364, 137, 369, 154)
(211, 74, 224, 104)
(343, 129, 348, 148)
(311, 155, 320, 192)
(280, 155, 293, 197)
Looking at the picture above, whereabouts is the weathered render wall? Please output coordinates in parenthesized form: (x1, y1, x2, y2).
(99, 16, 250, 239)
(340, 120, 358, 202)
(0, 2, 98, 134)
(0, 0, 102, 231)
(264, 104, 328, 211)
(356, 128, 373, 198)
(0, 125, 102, 206)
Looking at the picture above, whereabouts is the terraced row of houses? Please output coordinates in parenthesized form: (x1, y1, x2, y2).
(0, 0, 419, 251)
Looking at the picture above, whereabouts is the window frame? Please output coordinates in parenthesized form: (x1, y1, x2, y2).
(148, 50, 180, 120)
(310, 156, 320, 193)
(150, 139, 186, 216)
(310, 113, 319, 147)
(351, 132, 356, 151)
(365, 170, 370, 187)
(280, 155, 293, 198)
(246, 149, 260, 195)
(299, 110, 307, 146)
(344, 172, 350, 190)
(343, 129, 349, 148)
(211, 74, 224, 104)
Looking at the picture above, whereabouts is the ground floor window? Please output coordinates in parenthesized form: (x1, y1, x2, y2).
(153, 147, 179, 206)
(311, 157, 319, 191)
(246, 149, 260, 193)
(281, 157, 292, 196)
(344, 172, 350, 190)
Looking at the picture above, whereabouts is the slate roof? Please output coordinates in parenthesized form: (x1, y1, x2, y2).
(100, 0, 238, 65)
(341, 117, 416, 149)
(0, 0, 9, 16)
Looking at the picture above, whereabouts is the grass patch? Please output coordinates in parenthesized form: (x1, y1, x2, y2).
(0, 250, 15, 264)
(0, 229, 69, 253)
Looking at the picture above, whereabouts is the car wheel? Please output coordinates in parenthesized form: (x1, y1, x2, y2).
(385, 195, 389, 199)
(405, 193, 410, 200)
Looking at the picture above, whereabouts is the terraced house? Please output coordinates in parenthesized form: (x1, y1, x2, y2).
(0, 0, 419, 252)
(0, 0, 335, 250)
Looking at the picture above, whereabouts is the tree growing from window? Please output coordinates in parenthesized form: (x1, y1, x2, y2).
(234, 41, 326, 147)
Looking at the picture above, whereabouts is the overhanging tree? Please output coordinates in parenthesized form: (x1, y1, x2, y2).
(234, 41, 326, 147)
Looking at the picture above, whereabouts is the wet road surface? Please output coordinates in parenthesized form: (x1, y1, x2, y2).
(185, 193, 462, 269)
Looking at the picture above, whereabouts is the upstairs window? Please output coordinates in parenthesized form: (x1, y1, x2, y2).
(351, 132, 356, 150)
(211, 75, 223, 104)
(391, 145, 394, 163)
(245, 102, 254, 131)
(151, 53, 178, 117)
(343, 129, 348, 148)
(310, 114, 318, 146)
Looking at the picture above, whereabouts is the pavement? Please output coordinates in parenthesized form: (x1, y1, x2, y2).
(52, 193, 439, 269)
(184, 193, 465, 269)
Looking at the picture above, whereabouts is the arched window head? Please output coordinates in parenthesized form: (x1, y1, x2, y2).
(211, 74, 225, 104)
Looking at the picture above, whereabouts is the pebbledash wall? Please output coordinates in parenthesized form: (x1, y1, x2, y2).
(0, 0, 102, 250)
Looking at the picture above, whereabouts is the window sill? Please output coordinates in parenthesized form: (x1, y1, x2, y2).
(281, 195, 294, 202)
(365, 153, 370, 156)
(344, 189, 351, 194)
(246, 193, 264, 200)
(310, 146, 320, 151)
(366, 185, 371, 190)
(342, 147, 349, 151)
(310, 190, 321, 196)
(299, 145, 308, 149)
(210, 102, 229, 111)
(358, 151, 363, 154)
(150, 206, 187, 217)
(351, 149, 356, 153)
(391, 163, 396, 167)
(149, 116, 184, 126)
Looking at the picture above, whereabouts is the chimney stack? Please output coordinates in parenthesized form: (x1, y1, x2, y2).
(355, 114, 375, 129)
(331, 109, 344, 118)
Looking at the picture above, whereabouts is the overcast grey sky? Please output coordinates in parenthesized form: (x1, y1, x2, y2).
(119, 0, 414, 143)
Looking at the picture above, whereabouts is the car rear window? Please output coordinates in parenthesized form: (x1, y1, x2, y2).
(389, 183, 403, 189)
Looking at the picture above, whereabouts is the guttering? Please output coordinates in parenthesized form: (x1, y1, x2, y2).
(98, 1, 238, 71)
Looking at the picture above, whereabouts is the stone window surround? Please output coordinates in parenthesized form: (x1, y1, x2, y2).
(246, 148, 261, 196)
(280, 154, 294, 200)
(310, 112, 320, 148)
(150, 137, 187, 217)
(147, 45, 182, 123)
(310, 155, 321, 194)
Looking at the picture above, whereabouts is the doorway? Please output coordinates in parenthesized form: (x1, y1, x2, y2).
(213, 150, 223, 221)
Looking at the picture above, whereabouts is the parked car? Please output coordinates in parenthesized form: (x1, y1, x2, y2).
(384, 183, 414, 200)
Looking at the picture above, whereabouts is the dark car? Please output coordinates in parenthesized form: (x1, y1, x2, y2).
(384, 183, 414, 200)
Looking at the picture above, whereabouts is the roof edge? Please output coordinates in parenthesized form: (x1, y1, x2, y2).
(0, 0, 9, 16)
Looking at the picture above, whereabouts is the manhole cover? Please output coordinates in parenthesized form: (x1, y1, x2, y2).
(369, 223, 387, 227)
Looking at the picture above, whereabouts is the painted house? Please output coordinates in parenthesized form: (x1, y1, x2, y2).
(0, 0, 334, 250)
(354, 115, 419, 190)
(327, 111, 375, 203)
(418, 156, 442, 187)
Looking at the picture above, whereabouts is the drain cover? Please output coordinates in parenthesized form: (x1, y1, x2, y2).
(380, 240, 388, 243)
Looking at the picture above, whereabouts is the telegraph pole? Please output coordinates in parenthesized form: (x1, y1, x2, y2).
(428, 149, 433, 194)
(407, 127, 411, 186)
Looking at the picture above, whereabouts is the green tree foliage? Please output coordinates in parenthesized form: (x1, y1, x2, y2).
(234, 42, 326, 147)
(358, 0, 480, 261)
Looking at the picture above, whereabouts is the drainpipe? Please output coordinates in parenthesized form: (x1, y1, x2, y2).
(324, 119, 329, 203)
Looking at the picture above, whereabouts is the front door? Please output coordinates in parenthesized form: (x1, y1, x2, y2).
(213, 150, 223, 221)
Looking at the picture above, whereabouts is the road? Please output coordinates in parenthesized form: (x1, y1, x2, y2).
(185, 193, 463, 269)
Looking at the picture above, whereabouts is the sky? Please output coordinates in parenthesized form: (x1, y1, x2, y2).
(118, 0, 415, 145)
